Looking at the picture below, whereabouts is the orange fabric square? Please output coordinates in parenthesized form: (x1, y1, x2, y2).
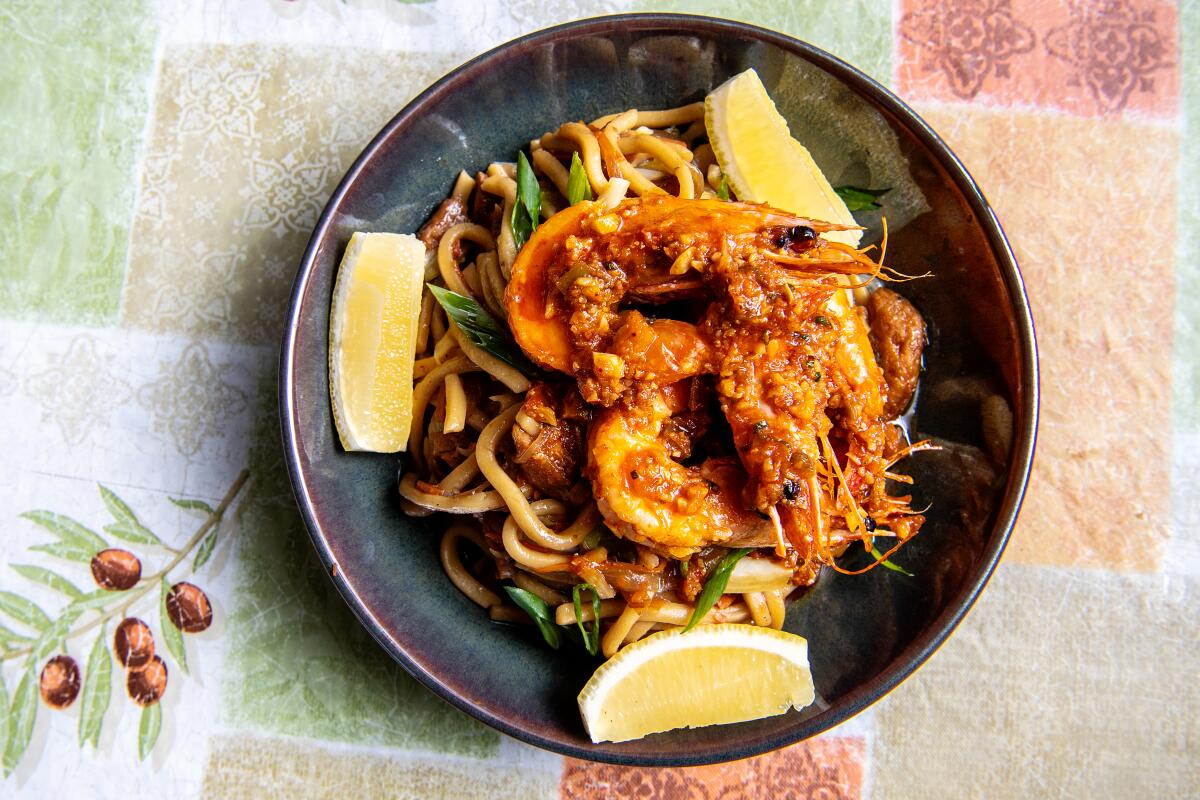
(915, 106, 1175, 569)
(560, 736, 865, 799)
(896, 0, 1178, 118)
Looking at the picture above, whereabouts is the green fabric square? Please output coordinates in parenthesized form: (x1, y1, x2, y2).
(222, 376, 498, 757)
(0, 1, 156, 323)
(632, 0, 893, 86)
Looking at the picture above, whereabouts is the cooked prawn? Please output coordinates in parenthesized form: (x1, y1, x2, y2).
(587, 380, 773, 557)
(506, 193, 923, 571)
(504, 194, 862, 404)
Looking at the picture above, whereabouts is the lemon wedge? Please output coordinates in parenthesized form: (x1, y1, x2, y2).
(706, 68, 861, 247)
(577, 625, 815, 742)
(329, 231, 426, 452)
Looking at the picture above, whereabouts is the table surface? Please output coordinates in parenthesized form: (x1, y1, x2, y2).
(1, 1, 1196, 797)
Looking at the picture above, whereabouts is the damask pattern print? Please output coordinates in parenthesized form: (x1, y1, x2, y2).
(121, 46, 462, 345)
(898, 0, 1036, 99)
(238, 151, 333, 238)
(896, 0, 1177, 115)
(1045, 0, 1174, 114)
(175, 59, 266, 147)
(136, 342, 248, 457)
(24, 336, 133, 447)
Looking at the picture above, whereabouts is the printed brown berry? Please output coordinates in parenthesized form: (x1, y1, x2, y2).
(90, 548, 141, 591)
(127, 655, 168, 706)
(165, 582, 212, 633)
(114, 617, 155, 669)
(40, 655, 81, 709)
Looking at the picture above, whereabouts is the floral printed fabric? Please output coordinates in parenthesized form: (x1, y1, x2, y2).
(0, 1, 1196, 797)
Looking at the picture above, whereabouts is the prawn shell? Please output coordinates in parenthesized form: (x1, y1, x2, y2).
(504, 195, 838, 374)
(504, 200, 593, 372)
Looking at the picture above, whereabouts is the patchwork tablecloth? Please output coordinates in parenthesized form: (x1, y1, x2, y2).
(1, 1, 1196, 797)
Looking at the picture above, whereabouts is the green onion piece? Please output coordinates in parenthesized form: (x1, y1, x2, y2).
(511, 151, 541, 251)
(581, 526, 603, 550)
(503, 586, 560, 649)
(566, 152, 593, 205)
(427, 285, 534, 373)
(717, 174, 730, 201)
(572, 583, 602, 656)
(871, 546, 914, 577)
(684, 547, 751, 632)
(834, 185, 890, 212)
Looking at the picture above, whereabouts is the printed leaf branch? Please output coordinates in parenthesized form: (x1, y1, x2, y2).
(100, 485, 164, 547)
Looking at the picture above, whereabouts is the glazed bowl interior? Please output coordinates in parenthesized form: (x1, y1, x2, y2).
(281, 14, 1037, 766)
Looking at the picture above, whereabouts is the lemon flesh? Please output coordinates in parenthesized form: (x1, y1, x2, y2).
(578, 625, 815, 743)
(706, 68, 861, 247)
(329, 232, 426, 452)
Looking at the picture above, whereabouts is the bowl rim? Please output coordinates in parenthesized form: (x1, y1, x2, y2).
(279, 12, 1040, 766)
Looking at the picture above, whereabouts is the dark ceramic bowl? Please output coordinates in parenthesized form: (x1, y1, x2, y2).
(281, 14, 1038, 766)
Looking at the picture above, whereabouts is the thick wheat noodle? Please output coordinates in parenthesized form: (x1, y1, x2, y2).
(623, 619, 657, 646)
(557, 122, 609, 193)
(483, 162, 515, 180)
(440, 526, 501, 608)
(617, 132, 693, 162)
(535, 133, 574, 153)
(477, 262, 504, 321)
(601, 605, 642, 658)
(450, 169, 475, 202)
(430, 301, 446, 342)
(685, 162, 706, 197)
(401, 473, 508, 513)
(412, 356, 439, 379)
(416, 289, 435, 354)
(634, 102, 705, 129)
(488, 605, 530, 624)
(466, 408, 489, 431)
(620, 135, 696, 197)
(432, 329, 458, 362)
(514, 410, 541, 437)
(502, 515, 572, 571)
(475, 251, 507, 321)
(448, 323, 530, 393)
(616, 162, 668, 197)
(744, 591, 771, 627)
(442, 373, 467, 433)
(399, 497, 434, 518)
(477, 405, 597, 550)
(601, 109, 639, 133)
(596, 177, 630, 210)
(512, 571, 568, 605)
(680, 119, 706, 143)
(462, 262, 484, 298)
(487, 391, 520, 408)
(555, 598, 625, 625)
(437, 452, 480, 494)
(766, 589, 787, 630)
(480, 172, 518, 277)
(438, 223, 495, 298)
(598, 127, 666, 197)
(408, 356, 478, 463)
(590, 102, 703, 130)
(422, 248, 440, 282)
(638, 598, 751, 626)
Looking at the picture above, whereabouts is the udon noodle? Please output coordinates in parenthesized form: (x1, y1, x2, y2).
(399, 101, 929, 658)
